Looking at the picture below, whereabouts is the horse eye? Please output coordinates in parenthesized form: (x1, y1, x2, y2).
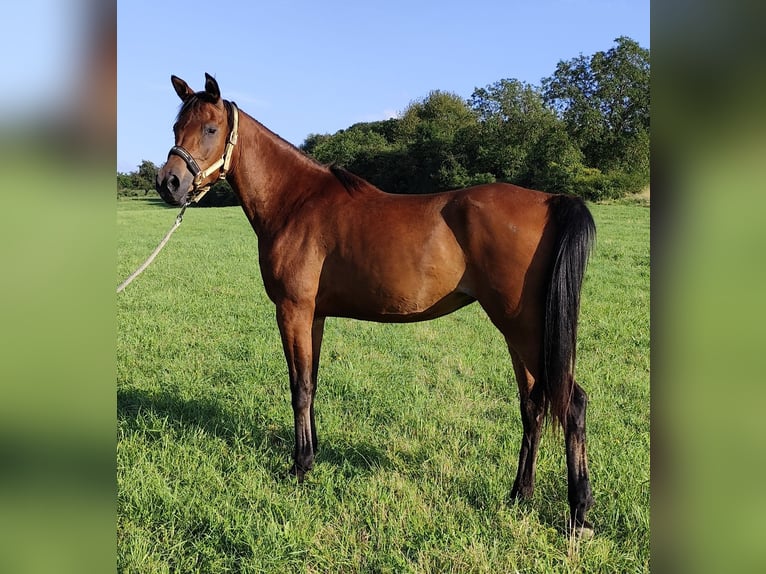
(205, 127, 217, 135)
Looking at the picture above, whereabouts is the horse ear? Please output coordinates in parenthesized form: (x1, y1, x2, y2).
(171, 75, 194, 101)
(204, 73, 221, 101)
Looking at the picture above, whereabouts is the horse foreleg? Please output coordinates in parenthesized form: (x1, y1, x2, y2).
(276, 302, 317, 481)
(566, 381, 594, 536)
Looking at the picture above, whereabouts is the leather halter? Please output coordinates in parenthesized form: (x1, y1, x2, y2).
(167, 100, 239, 204)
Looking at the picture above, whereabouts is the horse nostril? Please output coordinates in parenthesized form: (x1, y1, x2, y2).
(167, 174, 179, 193)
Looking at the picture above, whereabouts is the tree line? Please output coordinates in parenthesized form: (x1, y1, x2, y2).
(119, 37, 648, 203)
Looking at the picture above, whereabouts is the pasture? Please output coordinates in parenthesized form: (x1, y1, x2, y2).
(117, 197, 649, 572)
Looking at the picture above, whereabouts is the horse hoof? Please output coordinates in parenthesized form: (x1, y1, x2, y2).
(510, 484, 533, 502)
(570, 521, 595, 540)
(289, 464, 307, 483)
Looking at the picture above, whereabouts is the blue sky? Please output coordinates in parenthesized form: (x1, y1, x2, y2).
(117, 0, 649, 173)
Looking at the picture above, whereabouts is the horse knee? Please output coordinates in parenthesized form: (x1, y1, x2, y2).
(290, 378, 314, 410)
(292, 391, 311, 411)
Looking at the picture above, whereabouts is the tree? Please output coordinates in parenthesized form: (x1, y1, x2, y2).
(301, 121, 407, 192)
(300, 133, 330, 156)
(134, 160, 159, 191)
(117, 160, 160, 195)
(117, 171, 134, 190)
(398, 91, 479, 192)
(304, 125, 391, 167)
(468, 79, 561, 184)
(542, 36, 650, 180)
(298, 37, 650, 199)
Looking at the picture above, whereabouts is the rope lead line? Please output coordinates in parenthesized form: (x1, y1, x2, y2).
(116, 202, 190, 294)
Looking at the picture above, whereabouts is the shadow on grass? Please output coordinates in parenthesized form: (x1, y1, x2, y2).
(118, 195, 237, 210)
(118, 195, 177, 209)
(118, 386, 263, 443)
(117, 386, 390, 479)
(317, 437, 391, 478)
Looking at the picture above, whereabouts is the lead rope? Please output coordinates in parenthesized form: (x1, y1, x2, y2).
(116, 201, 191, 293)
(118, 102, 238, 294)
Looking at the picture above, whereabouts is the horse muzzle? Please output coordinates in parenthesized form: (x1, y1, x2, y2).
(156, 160, 193, 206)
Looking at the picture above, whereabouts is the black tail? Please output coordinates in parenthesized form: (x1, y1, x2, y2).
(543, 195, 596, 429)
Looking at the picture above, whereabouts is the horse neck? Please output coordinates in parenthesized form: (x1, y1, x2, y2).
(226, 110, 325, 238)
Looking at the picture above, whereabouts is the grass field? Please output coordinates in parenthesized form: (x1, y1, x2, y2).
(117, 196, 649, 573)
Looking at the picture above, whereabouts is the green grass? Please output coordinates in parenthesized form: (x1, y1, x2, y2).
(117, 196, 649, 572)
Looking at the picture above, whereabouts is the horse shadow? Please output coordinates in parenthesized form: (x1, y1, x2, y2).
(117, 385, 390, 480)
(117, 386, 576, 533)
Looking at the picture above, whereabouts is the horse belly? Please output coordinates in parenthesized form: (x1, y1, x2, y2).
(320, 282, 474, 323)
(317, 237, 470, 322)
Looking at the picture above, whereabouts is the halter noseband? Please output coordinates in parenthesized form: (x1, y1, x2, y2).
(167, 100, 239, 204)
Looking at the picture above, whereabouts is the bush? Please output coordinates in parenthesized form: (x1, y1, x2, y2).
(572, 166, 622, 201)
(117, 187, 152, 198)
(537, 161, 644, 201)
(468, 172, 496, 186)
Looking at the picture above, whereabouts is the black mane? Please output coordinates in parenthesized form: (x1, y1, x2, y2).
(174, 96, 372, 197)
(329, 164, 374, 195)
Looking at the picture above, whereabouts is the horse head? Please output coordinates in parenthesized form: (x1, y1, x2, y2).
(156, 73, 237, 206)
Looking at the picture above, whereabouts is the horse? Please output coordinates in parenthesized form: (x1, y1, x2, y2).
(156, 74, 597, 535)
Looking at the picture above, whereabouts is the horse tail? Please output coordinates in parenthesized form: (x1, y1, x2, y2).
(542, 194, 596, 429)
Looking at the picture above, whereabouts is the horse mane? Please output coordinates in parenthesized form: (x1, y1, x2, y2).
(329, 164, 379, 195)
(175, 95, 377, 198)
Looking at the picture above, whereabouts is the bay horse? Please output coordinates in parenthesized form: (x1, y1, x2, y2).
(156, 74, 596, 534)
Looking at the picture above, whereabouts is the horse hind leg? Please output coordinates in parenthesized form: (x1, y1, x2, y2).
(508, 348, 545, 502)
(509, 347, 595, 537)
(566, 380, 594, 536)
(310, 317, 325, 454)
